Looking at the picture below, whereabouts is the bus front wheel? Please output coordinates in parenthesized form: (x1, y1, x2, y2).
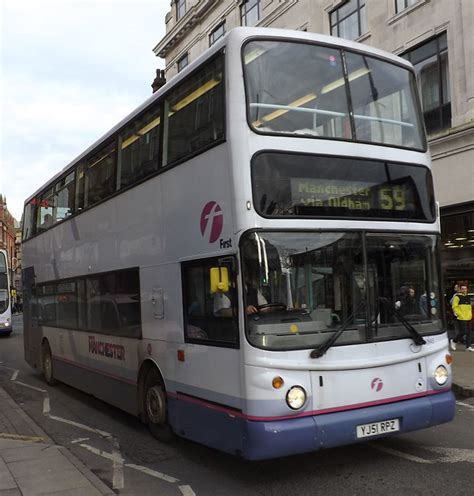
(143, 368, 173, 442)
(42, 341, 57, 386)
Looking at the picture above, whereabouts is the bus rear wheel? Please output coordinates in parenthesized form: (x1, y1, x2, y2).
(42, 341, 57, 385)
(143, 368, 173, 442)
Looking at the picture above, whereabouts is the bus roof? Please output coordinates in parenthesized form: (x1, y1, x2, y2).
(227, 27, 412, 68)
(25, 26, 414, 204)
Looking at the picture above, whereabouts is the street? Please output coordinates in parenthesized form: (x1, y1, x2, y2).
(1, 314, 473, 496)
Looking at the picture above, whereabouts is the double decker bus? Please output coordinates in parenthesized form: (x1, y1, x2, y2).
(22, 27, 455, 460)
(0, 249, 12, 335)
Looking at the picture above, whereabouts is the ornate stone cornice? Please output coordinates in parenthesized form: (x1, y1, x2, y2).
(153, 0, 219, 58)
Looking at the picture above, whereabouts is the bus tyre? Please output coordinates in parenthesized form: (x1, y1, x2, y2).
(42, 342, 57, 386)
(143, 369, 173, 442)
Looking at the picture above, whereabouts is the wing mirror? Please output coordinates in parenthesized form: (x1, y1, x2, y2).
(210, 267, 229, 294)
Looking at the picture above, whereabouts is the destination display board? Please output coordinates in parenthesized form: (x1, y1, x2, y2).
(290, 179, 414, 213)
(252, 152, 435, 221)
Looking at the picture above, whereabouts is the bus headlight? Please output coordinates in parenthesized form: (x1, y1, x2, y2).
(286, 386, 307, 410)
(434, 365, 448, 386)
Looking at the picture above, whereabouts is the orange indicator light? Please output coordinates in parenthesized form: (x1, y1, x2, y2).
(272, 376, 284, 389)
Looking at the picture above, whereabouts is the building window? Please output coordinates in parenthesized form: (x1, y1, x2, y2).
(395, 0, 417, 13)
(240, 0, 260, 27)
(176, 0, 186, 21)
(403, 33, 451, 134)
(330, 0, 367, 40)
(209, 22, 226, 46)
(177, 53, 189, 72)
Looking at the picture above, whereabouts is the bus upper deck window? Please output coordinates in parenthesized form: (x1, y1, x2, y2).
(244, 40, 350, 140)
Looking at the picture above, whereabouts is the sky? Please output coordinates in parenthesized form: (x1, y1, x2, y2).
(0, 0, 170, 221)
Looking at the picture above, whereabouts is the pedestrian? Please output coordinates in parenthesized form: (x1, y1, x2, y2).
(446, 282, 460, 306)
(450, 283, 473, 351)
(445, 282, 460, 334)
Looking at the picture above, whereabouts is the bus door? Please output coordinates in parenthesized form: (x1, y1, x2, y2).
(180, 256, 242, 446)
(22, 266, 42, 367)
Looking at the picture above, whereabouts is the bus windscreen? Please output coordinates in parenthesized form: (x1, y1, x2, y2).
(243, 39, 425, 150)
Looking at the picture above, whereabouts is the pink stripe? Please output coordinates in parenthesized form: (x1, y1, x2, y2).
(54, 355, 137, 386)
(169, 388, 451, 422)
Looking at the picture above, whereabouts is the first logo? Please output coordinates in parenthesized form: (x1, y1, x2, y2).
(200, 201, 223, 243)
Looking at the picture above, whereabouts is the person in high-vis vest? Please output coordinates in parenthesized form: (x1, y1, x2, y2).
(450, 284, 473, 352)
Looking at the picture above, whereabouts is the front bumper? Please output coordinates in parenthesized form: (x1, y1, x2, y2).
(242, 390, 455, 460)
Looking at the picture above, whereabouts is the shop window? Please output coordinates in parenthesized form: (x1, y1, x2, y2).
(441, 209, 474, 284)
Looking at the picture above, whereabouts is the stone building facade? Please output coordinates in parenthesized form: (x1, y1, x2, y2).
(153, 0, 474, 286)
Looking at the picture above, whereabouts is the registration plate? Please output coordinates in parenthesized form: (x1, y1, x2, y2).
(356, 419, 400, 439)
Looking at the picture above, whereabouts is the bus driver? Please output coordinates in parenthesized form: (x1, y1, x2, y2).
(213, 271, 268, 317)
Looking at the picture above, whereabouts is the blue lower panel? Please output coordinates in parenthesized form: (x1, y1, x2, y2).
(171, 391, 455, 460)
(168, 396, 247, 456)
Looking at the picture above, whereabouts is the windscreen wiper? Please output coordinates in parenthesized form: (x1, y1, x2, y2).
(378, 297, 426, 346)
(310, 299, 367, 359)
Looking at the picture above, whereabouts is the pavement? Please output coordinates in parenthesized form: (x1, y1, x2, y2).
(450, 346, 474, 398)
(0, 344, 472, 495)
(0, 387, 114, 496)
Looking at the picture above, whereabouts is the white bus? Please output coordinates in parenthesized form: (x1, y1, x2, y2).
(22, 27, 455, 460)
(0, 249, 12, 335)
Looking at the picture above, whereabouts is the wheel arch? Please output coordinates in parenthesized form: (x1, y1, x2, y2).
(137, 359, 166, 420)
